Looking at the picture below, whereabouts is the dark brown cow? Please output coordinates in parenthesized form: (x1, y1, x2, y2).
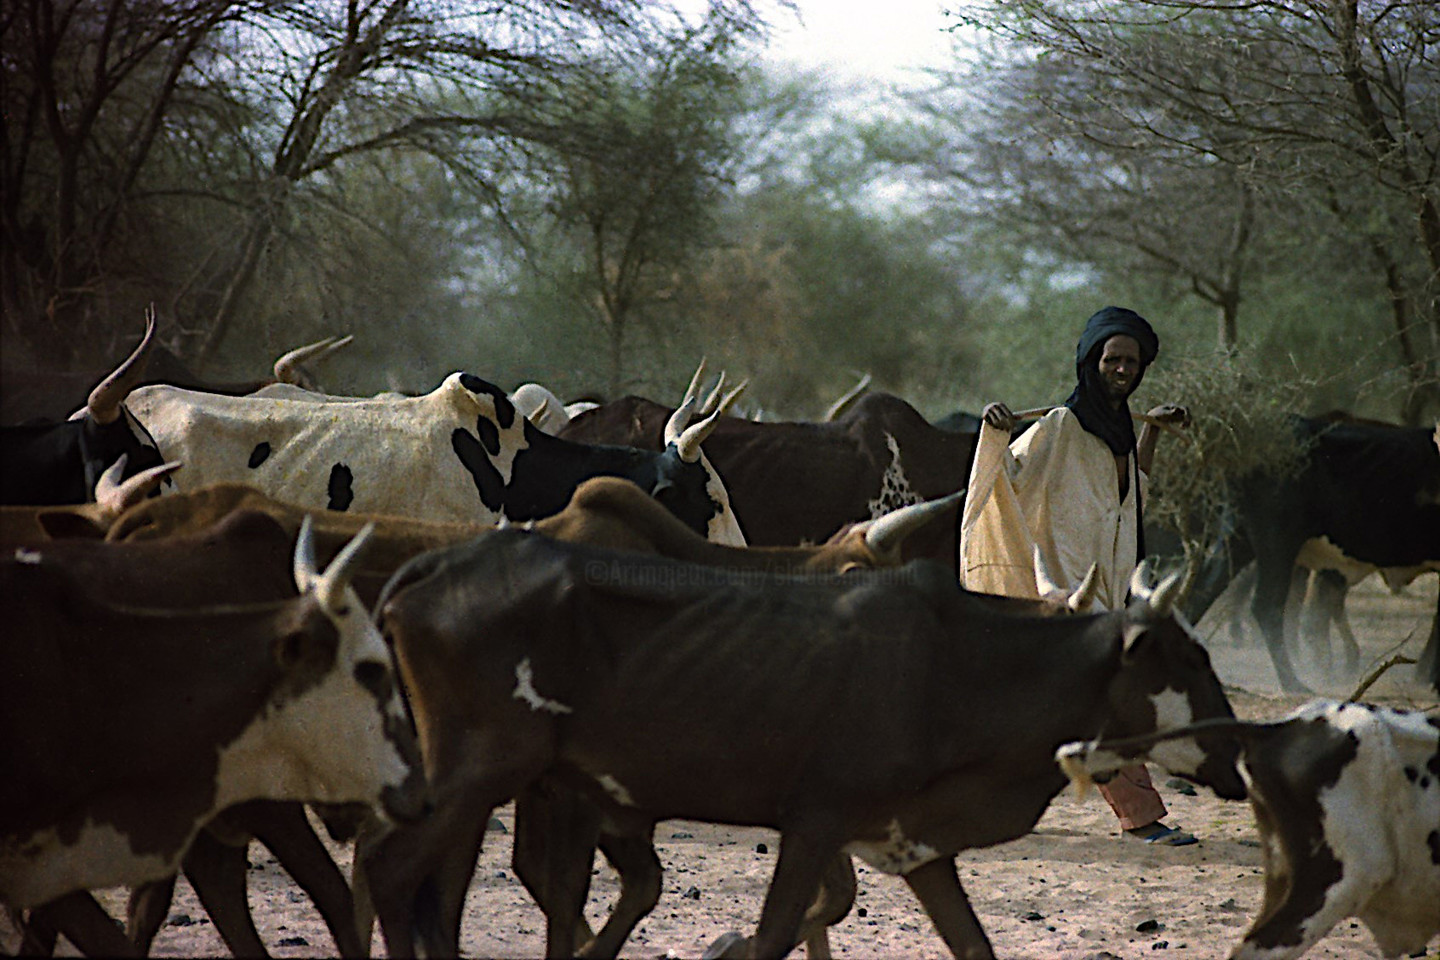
(1057, 701, 1440, 960)
(502, 477, 968, 959)
(4, 500, 477, 957)
(360, 531, 1243, 959)
(0, 519, 427, 938)
(557, 391, 980, 566)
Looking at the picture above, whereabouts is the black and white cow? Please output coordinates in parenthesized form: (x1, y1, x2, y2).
(1057, 700, 1440, 960)
(123, 372, 746, 543)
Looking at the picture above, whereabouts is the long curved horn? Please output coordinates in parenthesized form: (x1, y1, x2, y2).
(698, 371, 728, 416)
(681, 359, 708, 410)
(823, 372, 872, 422)
(663, 396, 698, 447)
(713, 379, 747, 416)
(273, 334, 354, 387)
(315, 521, 376, 611)
(1128, 558, 1158, 605)
(862, 490, 964, 558)
(88, 306, 157, 424)
(674, 382, 747, 462)
(94, 458, 183, 519)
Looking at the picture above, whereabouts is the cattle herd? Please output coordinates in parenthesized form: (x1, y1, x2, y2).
(2, 313, 1438, 960)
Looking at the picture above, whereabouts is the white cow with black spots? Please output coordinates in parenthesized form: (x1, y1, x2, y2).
(1058, 700, 1440, 959)
(123, 372, 746, 543)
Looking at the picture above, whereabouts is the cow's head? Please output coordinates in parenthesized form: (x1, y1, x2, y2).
(263, 516, 428, 823)
(1094, 566, 1246, 800)
(655, 377, 747, 546)
(71, 308, 166, 498)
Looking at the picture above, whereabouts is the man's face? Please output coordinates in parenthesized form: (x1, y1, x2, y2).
(1098, 335, 1143, 403)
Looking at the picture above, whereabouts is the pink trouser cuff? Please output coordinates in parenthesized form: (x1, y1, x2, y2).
(1097, 763, 1167, 830)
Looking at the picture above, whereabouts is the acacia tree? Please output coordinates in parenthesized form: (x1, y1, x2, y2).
(2, 0, 253, 365)
(942, 0, 1440, 421)
(515, 16, 757, 395)
(905, 45, 1271, 354)
(2, 0, 769, 375)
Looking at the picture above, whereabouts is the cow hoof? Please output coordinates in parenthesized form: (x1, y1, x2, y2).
(701, 930, 748, 959)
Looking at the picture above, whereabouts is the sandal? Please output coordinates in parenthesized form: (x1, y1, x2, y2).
(1126, 822, 1198, 846)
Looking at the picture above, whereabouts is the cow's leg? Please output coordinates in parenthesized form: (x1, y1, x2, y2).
(29, 892, 138, 958)
(798, 853, 856, 959)
(1250, 549, 1310, 693)
(707, 827, 837, 960)
(511, 780, 601, 957)
(417, 808, 489, 959)
(182, 829, 269, 959)
(239, 801, 364, 957)
(904, 857, 993, 960)
(1229, 792, 1383, 960)
(15, 904, 59, 956)
(362, 788, 497, 959)
(1233, 871, 1370, 960)
(364, 716, 551, 959)
(582, 828, 663, 959)
(1415, 584, 1439, 694)
(126, 875, 176, 954)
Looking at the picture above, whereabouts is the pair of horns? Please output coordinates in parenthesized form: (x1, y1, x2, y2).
(664, 360, 749, 463)
(1127, 560, 1192, 619)
(293, 515, 375, 612)
(92, 455, 183, 516)
(1034, 549, 1100, 613)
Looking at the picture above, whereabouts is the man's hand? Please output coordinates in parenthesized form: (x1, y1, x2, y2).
(982, 402, 1016, 433)
(1144, 403, 1190, 427)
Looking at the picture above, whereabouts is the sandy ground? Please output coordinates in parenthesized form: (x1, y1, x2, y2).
(6, 573, 1437, 959)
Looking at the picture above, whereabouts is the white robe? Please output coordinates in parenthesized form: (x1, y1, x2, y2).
(959, 407, 1143, 612)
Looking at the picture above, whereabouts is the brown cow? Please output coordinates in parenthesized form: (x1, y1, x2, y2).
(1, 520, 427, 946)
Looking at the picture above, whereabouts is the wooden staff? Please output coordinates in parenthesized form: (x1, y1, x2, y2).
(1011, 405, 1190, 439)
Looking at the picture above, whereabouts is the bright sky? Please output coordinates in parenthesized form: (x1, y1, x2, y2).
(762, 0, 959, 85)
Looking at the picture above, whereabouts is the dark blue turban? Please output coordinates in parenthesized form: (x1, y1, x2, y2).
(1064, 306, 1159, 456)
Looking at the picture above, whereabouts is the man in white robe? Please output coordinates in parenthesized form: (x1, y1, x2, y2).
(960, 306, 1195, 844)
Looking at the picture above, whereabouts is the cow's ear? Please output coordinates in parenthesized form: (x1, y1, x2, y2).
(273, 612, 339, 677)
(37, 511, 108, 540)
